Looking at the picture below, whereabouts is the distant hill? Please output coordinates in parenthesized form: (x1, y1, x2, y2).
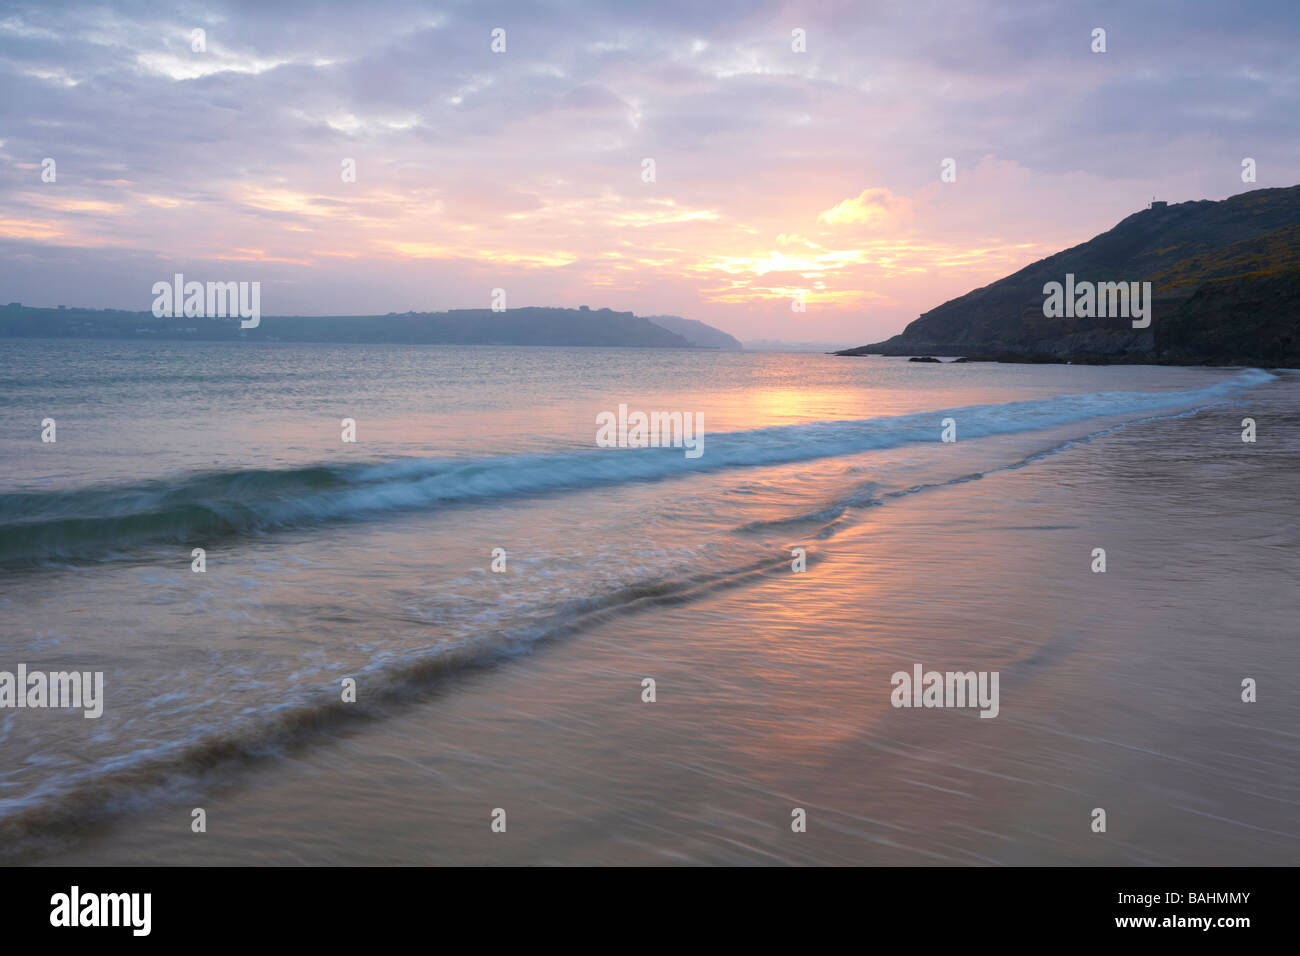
(643, 314, 742, 350)
(837, 185, 1300, 365)
(0, 305, 708, 348)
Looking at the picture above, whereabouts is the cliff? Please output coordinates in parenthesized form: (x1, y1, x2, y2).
(837, 185, 1300, 365)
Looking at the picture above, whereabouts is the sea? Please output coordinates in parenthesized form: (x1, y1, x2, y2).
(0, 340, 1295, 864)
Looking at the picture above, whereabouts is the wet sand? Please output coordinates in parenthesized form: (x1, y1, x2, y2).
(35, 383, 1300, 866)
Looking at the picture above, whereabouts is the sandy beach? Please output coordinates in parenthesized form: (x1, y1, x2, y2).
(19, 362, 1295, 866)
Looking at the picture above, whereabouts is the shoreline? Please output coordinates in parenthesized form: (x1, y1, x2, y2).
(832, 350, 1297, 368)
(27, 375, 1297, 866)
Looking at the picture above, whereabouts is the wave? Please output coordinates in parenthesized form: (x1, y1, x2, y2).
(0, 548, 797, 862)
(0, 393, 1266, 861)
(0, 368, 1273, 567)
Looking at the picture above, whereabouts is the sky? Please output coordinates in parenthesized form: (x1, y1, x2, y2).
(1, 0, 1297, 344)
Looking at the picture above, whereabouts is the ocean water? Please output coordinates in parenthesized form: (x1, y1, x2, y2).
(0, 341, 1294, 864)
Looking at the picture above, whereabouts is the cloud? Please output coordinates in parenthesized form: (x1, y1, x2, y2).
(0, 0, 1296, 343)
(816, 188, 912, 228)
